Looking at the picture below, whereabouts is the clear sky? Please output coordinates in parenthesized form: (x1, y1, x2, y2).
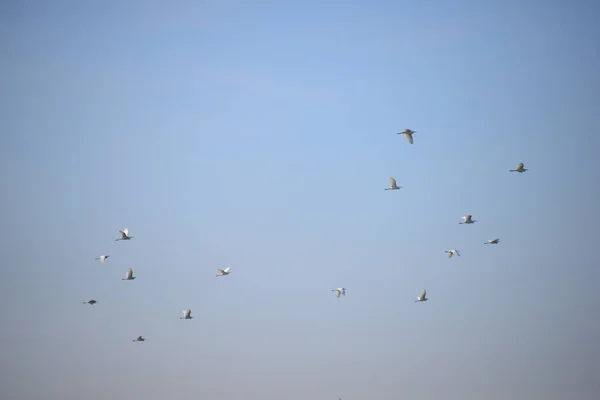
(1, 1, 599, 399)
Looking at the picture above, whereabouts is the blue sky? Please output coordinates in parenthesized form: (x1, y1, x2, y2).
(1, 0, 599, 399)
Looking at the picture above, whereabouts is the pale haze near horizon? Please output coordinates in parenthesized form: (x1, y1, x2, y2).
(1, 1, 599, 399)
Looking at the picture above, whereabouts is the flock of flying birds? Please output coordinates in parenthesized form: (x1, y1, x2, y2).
(85, 228, 233, 343)
(389, 129, 528, 303)
(83, 129, 528, 342)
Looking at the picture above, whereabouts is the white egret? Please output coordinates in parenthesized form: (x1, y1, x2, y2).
(397, 129, 416, 144)
(122, 268, 135, 280)
(414, 289, 428, 302)
(95, 255, 110, 263)
(459, 215, 476, 224)
(445, 249, 460, 258)
(385, 177, 401, 191)
(510, 163, 528, 173)
(484, 238, 500, 244)
(181, 309, 193, 319)
(115, 229, 133, 241)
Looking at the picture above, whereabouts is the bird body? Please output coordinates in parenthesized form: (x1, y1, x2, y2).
(115, 229, 133, 241)
(83, 300, 97, 305)
(445, 249, 460, 258)
(332, 288, 346, 298)
(510, 163, 528, 173)
(385, 177, 401, 191)
(122, 268, 135, 280)
(485, 238, 500, 244)
(95, 255, 110, 263)
(181, 309, 193, 319)
(216, 267, 231, 277)
(398, 129, 416, 144)
(459, 215, 476, 224)
(415, 289, 428, 302)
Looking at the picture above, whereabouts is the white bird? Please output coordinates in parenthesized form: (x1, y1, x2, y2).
(397, 128, 416, 144)
(385, 177, 401, 191)
(332, 288, 346, 298)
(132, 336, 146, 342)
(122, 268, 135, 280)
(414, 289, 428, 302)
(180, 309, 193, 319)
(484, 238, 500, 244)
(445, 249, 460, 258)
(95, 255, 110, 263)
(459, 215, 476, 224)
(115, 229, 133, 241)
(83, 299, 97, 305)
(509, 162, 528, 173)
(216, 267, 231, 277)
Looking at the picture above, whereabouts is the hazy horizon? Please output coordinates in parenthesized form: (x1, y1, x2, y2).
(1, 1, 599, 399)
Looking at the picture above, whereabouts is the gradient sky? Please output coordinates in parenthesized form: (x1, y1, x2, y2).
(1, 1, 599, 399)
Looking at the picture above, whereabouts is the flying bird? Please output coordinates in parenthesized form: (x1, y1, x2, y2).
(332, 288, 346, 298)
(180, 309, 193, 319)
(95, 255, 110, 263)
(397, 129, 416, 144)
(510, 162, 528, 173)
(414, 289, 428, 302)
(122, 268, 135, 280)
(385, 177, 401, 191)
(115, 229, 133, 241)
(83, 300, 97, 305)
(459, 215, 476, 224)
(445, 249, 460, 258)
(132, 336, 146, 342)
(484, 238, 500, 244)
(216, 267, 231, 277)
